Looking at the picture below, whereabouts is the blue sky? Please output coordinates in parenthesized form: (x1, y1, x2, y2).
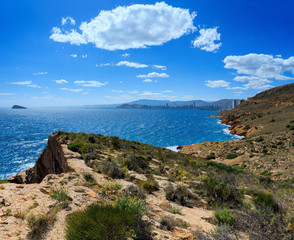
(0, 0, 294, 107)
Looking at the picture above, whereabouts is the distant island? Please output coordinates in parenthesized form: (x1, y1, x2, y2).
(12, 105, 27, 109)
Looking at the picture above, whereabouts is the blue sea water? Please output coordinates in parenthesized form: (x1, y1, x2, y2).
(0, 107, 242, 179)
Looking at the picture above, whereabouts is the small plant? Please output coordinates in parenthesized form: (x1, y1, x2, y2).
(0, 179, 9, 184)
(49, 189, 72, 207)
(253, 192, 279, 212)
(140, 178, 159, 194)
(202, 177, 244, 208)
(160, 215, 188, 231)
(101, 160, 126, 179)
(255, 137, 264, 142)
(13, 210, 25, 219)
(28, 202, 39, 210)
(115, 195, 146, 216)
(67, 142, 86, 154)
(27, 208, 57, 240)
(83, 172, 95, 183)
(165, 185, 193, 207)
(225, 153, 238, 160)
(123, 185, 146, 200)
(99, 182, 122, 196)
(206, 152, 216, 160)
(214, 209, 236, 226)
(165, 204, 182, 215)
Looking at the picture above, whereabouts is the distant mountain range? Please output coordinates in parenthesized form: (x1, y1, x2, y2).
(85, 99, 243, 110)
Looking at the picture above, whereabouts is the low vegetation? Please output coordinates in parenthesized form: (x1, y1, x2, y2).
(55, 131, 294, 239)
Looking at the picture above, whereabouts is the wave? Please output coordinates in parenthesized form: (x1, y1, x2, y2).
(165, 146, 179, 152)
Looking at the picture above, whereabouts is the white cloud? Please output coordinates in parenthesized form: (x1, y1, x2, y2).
(205, 80, 230, 88)
(60, 88, 83, 93)
(152, 65, 167, 70)
(161, 90, 173, 93)
(82, 54, 87, 58)
(224, 53, 294, 80)
(127, 90, 139, 94)
(192, 27, 222, 52)
(96, 63, 114, 67)
(50, 2, 196, 50)
(0, 93, 15, 96)
(112, 90, 124, 93)
(143, 79, 153, 82)
(50, 27, 87, 45)
(55, 79, 68, 84)
(70, 54, 77, 58)
(140, 91, 166, 98)
(33, 72, 48, 75)
(122, 53, 130, 58)
(233, 76, 273, 90)
(137, 72, 169, 78)
(27, 84, 41, 88)
(62, 17, 76, 26)
(74, 81, 108, 87)
(11, 81, 32, 85)
(116, 61, 148, 68)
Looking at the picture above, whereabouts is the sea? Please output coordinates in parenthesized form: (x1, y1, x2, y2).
(0, 107, 243, 179)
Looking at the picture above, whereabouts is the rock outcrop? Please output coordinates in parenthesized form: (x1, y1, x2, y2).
(10, 134, 78, 183)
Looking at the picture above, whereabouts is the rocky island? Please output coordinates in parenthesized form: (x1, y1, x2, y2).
(12, 105, 27, 109)
(0, 84, 293, 240)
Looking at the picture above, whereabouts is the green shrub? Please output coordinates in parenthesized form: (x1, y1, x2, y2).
(125, 155, 150, 173)
(253, 192, 279, 212)
(123, 185, 146, 200)
(256, 137, 264, 142)
(99, 182, 122, 196)
(206, 152, 215, 160)
(115, 195, 146, 216)
(214, 209, 236, 226)
(226, 154, 238, 160)
(165, 204, 182, 215)
(67, 142, 86, 154)
(202, 178, 244, 208)
(160, 216, 188, 231)
(101, 160, 126, 179)
(88, 135, 96, 143)
(66, 205, 141, 240)
(165, 185, 193, 207)
(140, 178, 159, 194)
(83, 173, 95, 183)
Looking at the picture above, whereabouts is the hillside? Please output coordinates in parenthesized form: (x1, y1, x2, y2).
(180, 83, 294, 183)
(0, 132, 293, 239)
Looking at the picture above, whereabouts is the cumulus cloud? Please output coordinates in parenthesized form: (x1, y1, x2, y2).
(11, 81, 32, 85)
(192, 27, 222, 52)
(137, 72, 169, 78)
(50, 2, 196, 50)
(74, 81, 108, 87)
(70, 54, 77, 58)
(152, 65, 167, 70)
(233, 76, 273, 90)
(116, 61, 148, 68)
(224, 53, 294, 81)
(161, 90, 173, 93)
(205, 80, 230, 88)
(62, 17, 76, 26)
(122, 53, 130, 58)
(33, 72, 48, 75)
(82, 54, 87, 58)
(60, 88, 83, 93)
(55, 79, 68, 84)
(143, 79, 153, 82)
(50, 27, 87, 45)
